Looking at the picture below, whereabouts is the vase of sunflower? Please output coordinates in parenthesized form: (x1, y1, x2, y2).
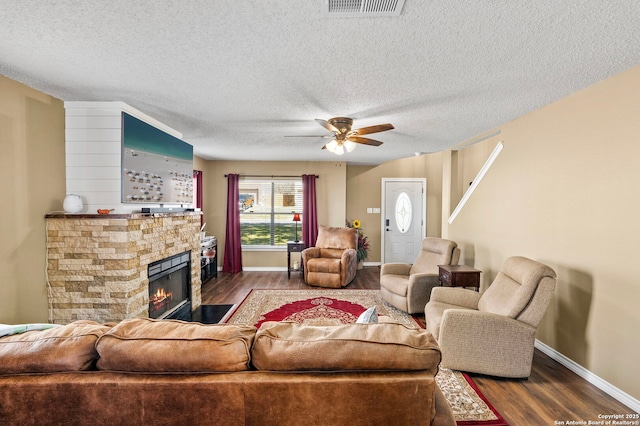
(346, 219, 370, 270)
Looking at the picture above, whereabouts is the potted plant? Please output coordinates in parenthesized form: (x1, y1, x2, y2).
(346, 219, 370, 269)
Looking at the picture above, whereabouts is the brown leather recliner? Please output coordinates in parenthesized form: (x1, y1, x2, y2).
(302, 226, 358, 288)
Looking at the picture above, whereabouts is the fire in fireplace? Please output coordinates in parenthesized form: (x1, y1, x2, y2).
(148, 252, 191, 320)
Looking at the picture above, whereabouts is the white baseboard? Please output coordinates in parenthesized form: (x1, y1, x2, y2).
(240, 267, 287, 272)
(231, 264, 381, 272)
(535, 340, 640, 413)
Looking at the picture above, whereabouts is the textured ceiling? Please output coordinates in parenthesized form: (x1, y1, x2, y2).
(1, 1, 639, 165)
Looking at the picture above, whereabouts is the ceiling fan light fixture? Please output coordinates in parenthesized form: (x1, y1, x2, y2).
(344, 140, 356, 152)
(325, 139, 339, 153)
(334, 144, 345, 155)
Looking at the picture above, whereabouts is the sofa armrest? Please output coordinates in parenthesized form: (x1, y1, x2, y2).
(301, 247, 321, 260)
(380, 263, 412, 276)
(439, 309, 536, 377)
(408, 272, 438, 285)
(341, 248, 357, 264)
(429, 287, 481, 310)
(406, 273, 440, 313)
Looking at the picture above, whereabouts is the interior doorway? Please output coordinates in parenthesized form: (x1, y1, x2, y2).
(381, 178, 426, 264)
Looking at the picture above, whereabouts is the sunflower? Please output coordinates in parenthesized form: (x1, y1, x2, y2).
(352, 219, 361, 229)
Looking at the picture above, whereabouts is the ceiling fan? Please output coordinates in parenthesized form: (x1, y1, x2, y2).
(287, 117, 394, 155)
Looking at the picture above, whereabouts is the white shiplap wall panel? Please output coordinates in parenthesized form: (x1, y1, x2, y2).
(65, 128, 121, 142)
(64, 101, 184, 214)
(66, 179, 120, 192)
(66, 166, 121, 180)
(66, 154, 120, 167)
(65, 115, 121, 129)
(65, 141, 122, 155)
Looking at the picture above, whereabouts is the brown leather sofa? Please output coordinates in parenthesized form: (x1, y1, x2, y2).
(0, 318, 455, 425)
(302, 225, 358, 288)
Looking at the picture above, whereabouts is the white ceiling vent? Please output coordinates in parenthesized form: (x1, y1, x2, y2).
(323, 0, 406, 17)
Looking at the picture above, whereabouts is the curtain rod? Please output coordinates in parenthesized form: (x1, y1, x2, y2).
(224, 174, 318, 178)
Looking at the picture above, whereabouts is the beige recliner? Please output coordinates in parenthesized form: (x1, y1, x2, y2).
(302, 226, 358, 288)
(424, 256, 557, 378)
(380, 237, 460, 314)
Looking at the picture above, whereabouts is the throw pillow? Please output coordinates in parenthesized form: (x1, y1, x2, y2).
(356, 306, 378, 323)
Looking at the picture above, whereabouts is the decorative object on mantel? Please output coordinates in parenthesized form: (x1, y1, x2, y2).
(63, 194, 83, 214)
(346, 219, 370, 269)
(97, 209, 114, 215)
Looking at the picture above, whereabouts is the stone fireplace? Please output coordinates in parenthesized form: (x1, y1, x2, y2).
(45, 212, 202, 324)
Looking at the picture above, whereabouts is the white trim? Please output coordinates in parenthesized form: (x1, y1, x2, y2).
(448, 141, 503, 224)
(535, 340, 640, 412)
(241, 267, 287, 272)
(234, 263, 382, 272)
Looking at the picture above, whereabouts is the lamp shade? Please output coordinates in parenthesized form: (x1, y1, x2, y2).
(292, 213, 301, 222)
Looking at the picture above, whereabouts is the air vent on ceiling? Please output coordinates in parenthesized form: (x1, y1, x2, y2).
(323, 0, 406, 17)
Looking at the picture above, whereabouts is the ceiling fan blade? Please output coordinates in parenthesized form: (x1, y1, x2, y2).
(350, 123, 394, 136)
(315, 118, 340, 133)
(348, 136, 384, 146)
(284, 135, 332, 138)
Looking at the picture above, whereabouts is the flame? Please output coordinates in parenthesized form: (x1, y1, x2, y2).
(150, 287, 173, 311)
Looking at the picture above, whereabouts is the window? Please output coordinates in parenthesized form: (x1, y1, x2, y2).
(395, 192, 412, 233)
(239, 178, 303, 247)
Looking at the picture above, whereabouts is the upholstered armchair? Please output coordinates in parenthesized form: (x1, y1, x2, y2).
(380, 237, 460, 314)
(302, 226, 358, 288)
(424, 256, 557, 378)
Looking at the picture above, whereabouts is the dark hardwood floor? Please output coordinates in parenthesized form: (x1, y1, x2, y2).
(201, 267, 636, 425)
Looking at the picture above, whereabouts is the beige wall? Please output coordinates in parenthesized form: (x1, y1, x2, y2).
(445, 65, 640, 399)
(0, 75, 65, 323)
(345, 153, 444, 262)
(200, 160, 347, 268)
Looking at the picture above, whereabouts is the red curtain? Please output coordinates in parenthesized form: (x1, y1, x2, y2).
(222, 174, 243, 273)
(192, 170, 203, 226)
(302, 174, 318, 247)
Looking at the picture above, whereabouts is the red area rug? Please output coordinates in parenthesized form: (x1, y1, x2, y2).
(226, 289, 508, 425)
(226, 289, 418, 328)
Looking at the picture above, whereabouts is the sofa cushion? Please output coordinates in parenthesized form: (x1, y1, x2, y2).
(251, 321, 441, 373)
(0, 320, 111, 374)
(306, 257, 341, 273)
(379, 274, 409, 296)
(409, 238, 457, 275)
(315, 226, 357, 250)
(96, 318, 256, 372)
(478, 256, 557, 318)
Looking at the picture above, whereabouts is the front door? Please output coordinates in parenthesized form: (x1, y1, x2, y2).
(381, 179, 425, 264)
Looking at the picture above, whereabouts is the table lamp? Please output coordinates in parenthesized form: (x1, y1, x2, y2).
(292, 213, 301, 242)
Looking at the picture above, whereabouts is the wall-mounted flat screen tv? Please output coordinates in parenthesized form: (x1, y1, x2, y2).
(121, 112, 193, 204)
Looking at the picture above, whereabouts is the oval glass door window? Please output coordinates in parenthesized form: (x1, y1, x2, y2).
(395, 192, 412, 233)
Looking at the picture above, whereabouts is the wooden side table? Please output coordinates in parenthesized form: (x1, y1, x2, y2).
(438, 265, 481, 291)
(287, 241, 306, 279)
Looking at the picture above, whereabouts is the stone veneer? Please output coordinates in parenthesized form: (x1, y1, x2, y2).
(45, 212, 202, 324)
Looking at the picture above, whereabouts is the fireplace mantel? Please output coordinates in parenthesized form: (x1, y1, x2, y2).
(46, 212, 202, 324)
(45, 211, 197, 219)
